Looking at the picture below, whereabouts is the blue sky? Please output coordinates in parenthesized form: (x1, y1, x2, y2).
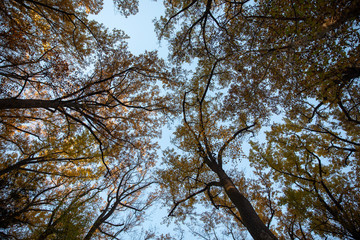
(90, 0, 167, 57)
(88, 2, 264, 239)
(90, 2, 184, 238)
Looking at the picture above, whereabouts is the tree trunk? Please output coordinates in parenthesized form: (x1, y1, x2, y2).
(216, 167, 277, 240)
(0, 98, 80, 110)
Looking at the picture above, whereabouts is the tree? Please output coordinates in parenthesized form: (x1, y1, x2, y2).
(2, 0, 359, 239)
(250, 115, 360, 239)
(158, 59, 277, 239)
(0, 0, 168, 238)
(156, 0, 359, 239)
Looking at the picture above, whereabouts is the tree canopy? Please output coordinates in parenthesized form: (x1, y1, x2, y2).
(1, 0, 168, 239)
(156, 0, 360, 239)
(1, 0, 359, 239)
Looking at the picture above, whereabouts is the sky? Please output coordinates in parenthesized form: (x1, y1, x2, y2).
(90, 3, 255, 238)
(90, 0, 168, 57)
(90, 0, 175, 150)
(90, 0, 173, 151)
(90, 2, 253, 239)
(90, 1, 185, 238)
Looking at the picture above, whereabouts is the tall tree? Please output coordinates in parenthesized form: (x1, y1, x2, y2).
(0, 0, 168, 238)
(158, 59, 277, 239)
(156, 0, 359, 239)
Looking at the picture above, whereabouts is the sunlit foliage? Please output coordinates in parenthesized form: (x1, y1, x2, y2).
(1, 0, 359, 239)
(156, 0, 360, 239)
(0, 0, 167, 239)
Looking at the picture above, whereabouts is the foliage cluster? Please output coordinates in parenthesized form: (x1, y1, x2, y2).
(0, 0, 359, 239)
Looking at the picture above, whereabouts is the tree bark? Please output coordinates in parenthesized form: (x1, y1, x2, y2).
(0, 98, 80, 110)
(216, 167, 277, 240)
